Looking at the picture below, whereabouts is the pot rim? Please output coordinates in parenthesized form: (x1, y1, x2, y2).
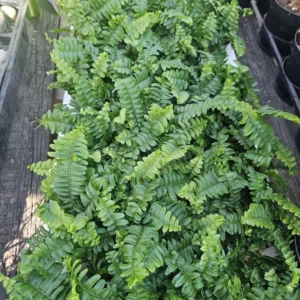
(264, 14, 293, 44)
(271, 0, 300, 27)
(295, 29, 300, 51)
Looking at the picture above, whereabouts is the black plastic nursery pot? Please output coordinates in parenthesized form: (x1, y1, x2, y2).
(275, 41, 300, 104)
(285, 29, 300, 88)
(295, 129, 300, 151)
(275, 58, 300, 103)
(259, 0, 300, 57)
(258, 13, 300, 113)
(265, 0, 300, 41)
(239, 0, 270, 11)
(274, 72, 294, 105)
(0, 0, 28, 164)
(257, 0, 270, 16)
(239, 0, 251, 8)
(258, 19, 291, 57)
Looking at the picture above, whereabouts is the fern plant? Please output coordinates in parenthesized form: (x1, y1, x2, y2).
(2, 0, 300, 299)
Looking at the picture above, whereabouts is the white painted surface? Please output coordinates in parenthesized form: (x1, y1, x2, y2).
(1, 5, 17, 20)
(226, 43, 238, 68)
(0, 49, 6, 63)
(63, 91, 72, 107)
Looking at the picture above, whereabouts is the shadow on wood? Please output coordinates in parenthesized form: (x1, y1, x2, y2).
(0, 2, 59, 297)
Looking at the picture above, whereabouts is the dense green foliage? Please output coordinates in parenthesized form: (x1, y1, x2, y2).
(2, 0, 300, 298)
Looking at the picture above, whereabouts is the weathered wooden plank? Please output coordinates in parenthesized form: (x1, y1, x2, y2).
(239, 14, 300, 206)
(0, 5, 299, 299)
(0, 2, 60, 297)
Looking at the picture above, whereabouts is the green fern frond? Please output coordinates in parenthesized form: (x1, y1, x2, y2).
(125, 201, 144, 224)
(49, 129, 89, 202)
(0, 274, 21, 300)
(175, 101, 208, 121)
(178, 118, 207, 140)
(97, 195, 128, 232)
(161, 199, 191, 225)
(91, 0, 125, 21)
(161, 141, 188, 164)
(220, 212, 243, 235)
(28, 159, 55, 176)
(144, 203, 182, 233)
(198, 230, 226, 283)
(2, 266, 69, 299)
(198, 214, 225, 233)
(120, 226, 164, 287)
(271, 229, 300, 292)
(172, 259, 203, 298)
(157, 170, 186, 200)
(186, 155, 204, 175)
(233, 36, 246, 57)
(165, 234, 198, 261)
(247, 287, 266, 300)
(100, 14, 128, 48)
(133, 132, 157, 152)
(132, 150, 163, 180)
(54, 37, 84, 64)
(200, 12, 217, 48)
(207, 96, 297, 172)
(126, 12, 161, 41)
(143, 104, 174, 136)
(259, 106, 300, 124)
(247, 167, 268, 191)
(38, 201, 100, 246)
(195, 169, 228, 200)
(244, 150, 272, 168)
(178, 181, 201, 211)
(83, 103, 111, 139)
(73, 76, 100, 108)
(163, 70, 189, 90)
(241, 204, 274, 229)
(91, 52, 109, 78)
(40, 108, 76, 134)
(79, 174, 102, 219)
(115, 77, 144, 127)
(37, 200, 65, 229)
(161, 9, 193, 30)
(132, 66, 152, 90)
(18, 231, 74, 278)
(282, 215, 300, 235)
(132, 0, 148, 14)
(265, 193, 300, 218)
(148, 82, 173, 106)
(65, 257, 118, 299)
(112, 58, 132, 75)
(57, 0, 96, 42)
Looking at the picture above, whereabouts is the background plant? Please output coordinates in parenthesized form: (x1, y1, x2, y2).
(2, 0, 300, 299)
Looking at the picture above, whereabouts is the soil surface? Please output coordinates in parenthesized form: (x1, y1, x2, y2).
(278, 0, 300, 15)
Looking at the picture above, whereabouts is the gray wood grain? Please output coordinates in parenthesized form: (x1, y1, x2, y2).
(0, 1, 59, 297)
